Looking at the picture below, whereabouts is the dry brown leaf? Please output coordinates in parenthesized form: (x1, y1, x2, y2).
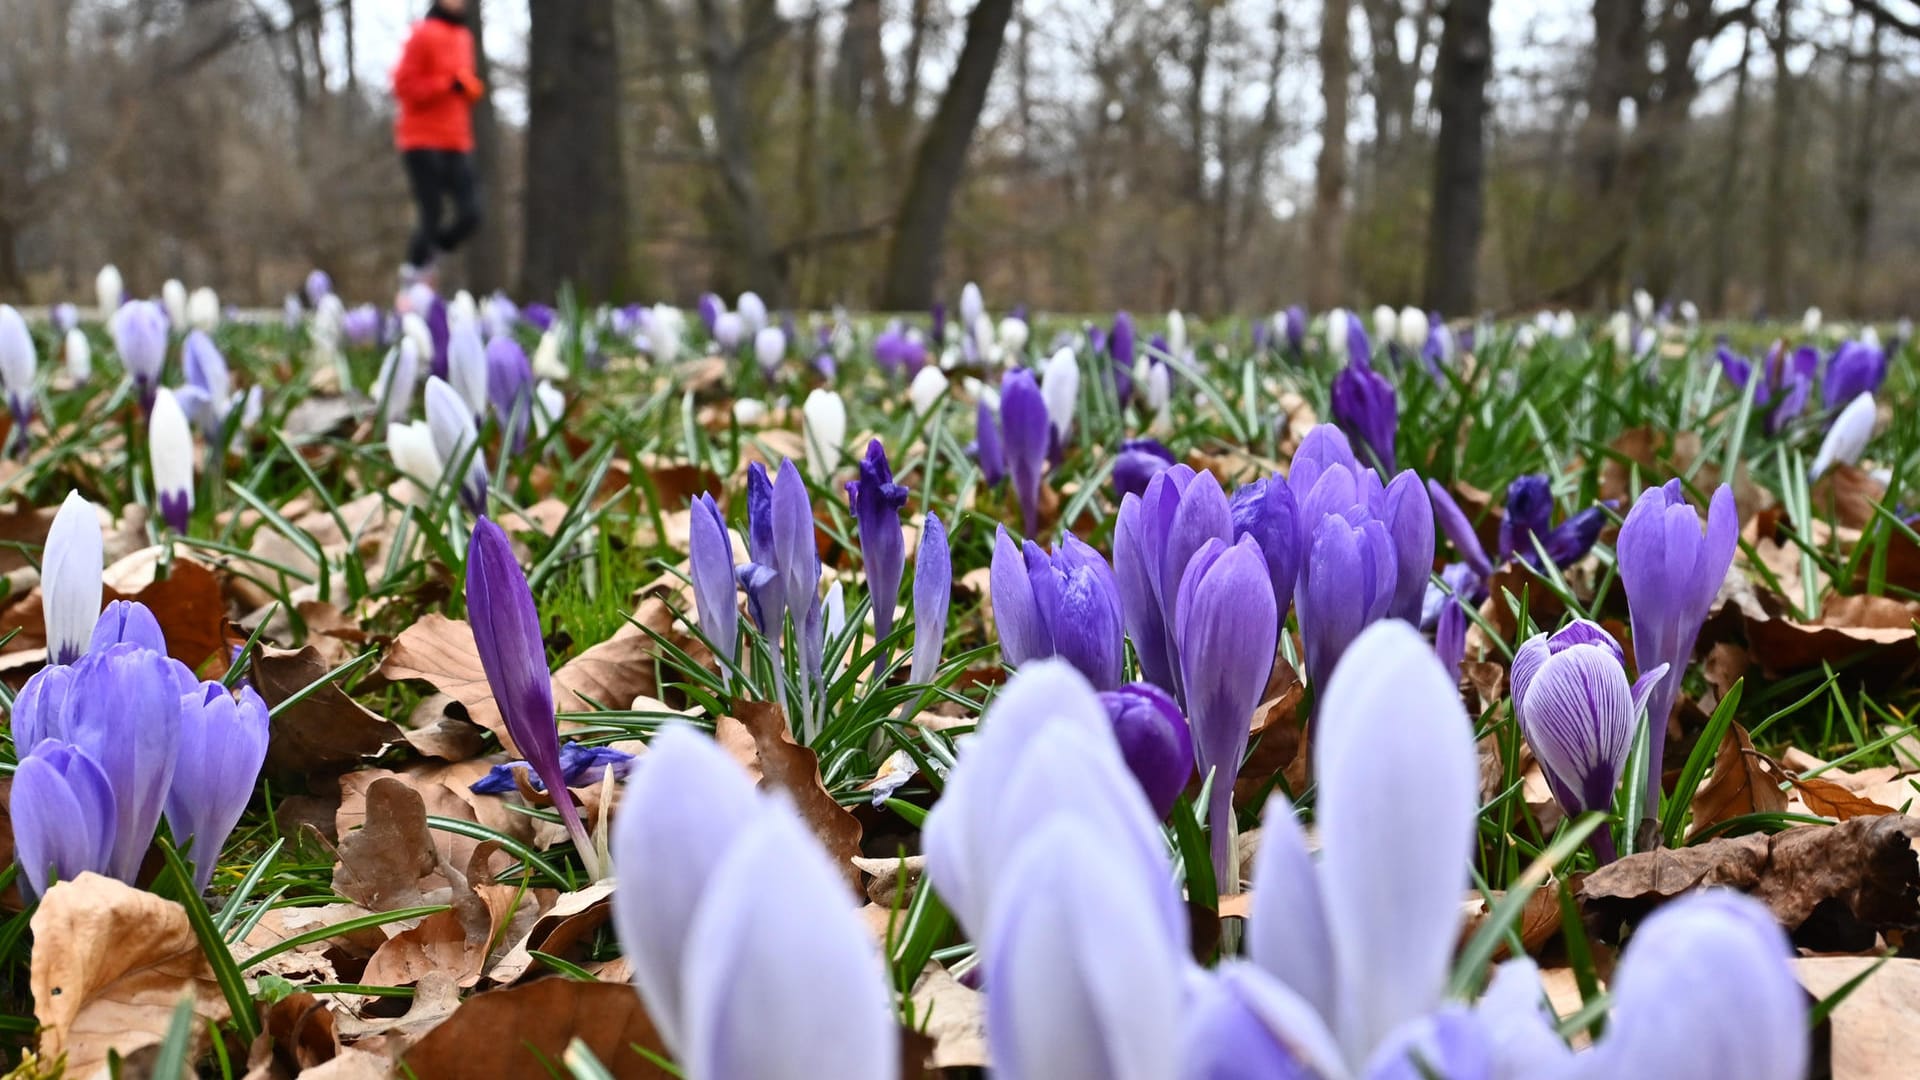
(401, 979, 674, 1079)
(1233, 661, 1305, 809)
(487, 884, 614, 985)
(400, 693, 492, 762)
(716, 701, 864, 891)
(1786, 774, 1901, 822)
(259, 992, 341, 1073)
(852, 855, 925, 909)
(1810, 464, 1885, 531)
(1461, 886, 1564, 960)
(1743, 594, 1919, 678)
(251, 644, 400, 775)
(1688, 722, 1788, 835)
(908, 964, 989, 1070)
(1580, 815, 1920, 951)
(101, 555, 232, 675)
(30, 873, 230, 1078)
(338, 762, 533, 873)
(1795, 956, 1920, 1080)
(363, 883, 528, 989)
(332, 778, 457, 912)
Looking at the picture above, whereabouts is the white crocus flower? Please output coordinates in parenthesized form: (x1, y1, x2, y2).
(998, 316, 1029, 359)
(802, 388, 847, 482)
(754, 326, 787, 375)
(533, 380, 564, 439)
(1040, 347, 1079, 442)
(736, 292, 768, 335)
(187, 287, 220, 332)
(1803, 307, 1823, 335)
(1554, 310, 1577, 339)
(1396, 306, 1429, 352)
(732, 398, 768, 426)
(1371, 305, 1397, 351)
(1609, 311, 1633, 354)
(908, 366, 950, 416)
(42, 490, 103, 666)
(161, 279, 188, 328)
(95, 264, 124, 317)
(1810, 393, 1877, 480)
(1678, 300, 1700, 326)
(1326, 308, 1351, 361)
(648, 304, 686, 362)
(960, 282, 985, 329)
(714, 311, 745, 351)
(532, 327, 567, 381)
(447, 323, 489, 417)
(388, 419, 445, 498)
(64, 328, 91, 384)
(449, 290, 478, 334)
(149, 388, 195, 532)
(1632, 288, 1654, 323)
(1168, 309, 1188, 359)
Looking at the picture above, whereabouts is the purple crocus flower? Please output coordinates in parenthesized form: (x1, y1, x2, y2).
(1113, 465, 1233, 700)
(165, 681, 270, 892)
(470, 740, 636, 795)
(930, 301, 946, 344)
(1296, 508, 1398, 697)
(972, 398, 1005, 488)
(923, 658, 1186, 945)
(846, 440, 910, 675)
(1616, 480, 1737, 822)
(1498, 474, 1553, 560)
(1717, 345, 1768, 406)
(1431, 562, 1481, 679)
(1823, 339, 1887, 409)
(1426, 479, 1494, 584)
(341, 304, 382, 347)
(466, 517, 595, 869)
(1252, 319, 1271, 356)
(51, 303, 78, 335)
(1112, 438, 1176, 501)
(425, 375, 488, 513)
(1331, 359, 1397, 473)
(112, 300, 168, 412)
(689, 493, 739, 663)
(485, 335, 535, 453)
(1229, 477, 1301, 627)
(1378, 470, 1435, 624)
(304, 269, 332, 306)
(522, 303, 557, 332)
(12, 739, 119, 899)
(1286, 425, 1363, 508)
(770, 459, 821, 655)
(909, 512, 951, 686)
(1097, 683, 1194, 818)
(697, 293, 724, 335)
(990, 527, 1124, 690)
(1543, 506, 1608, 566)
(175, 330, 233, 435)
(999, 368, 1050, 536)
(873, 322, 913, 375)
(736, 463, 785, 647)
(1511, 620, 1667, 862)
(425, 296, 451, 378)
(1176, 535, 1277, 889)
(1284, 305, 1307, 355)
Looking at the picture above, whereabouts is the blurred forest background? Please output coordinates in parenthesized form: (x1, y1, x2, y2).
(2, 0, 1919, 316)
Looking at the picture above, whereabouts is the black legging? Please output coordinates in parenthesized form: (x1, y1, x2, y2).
(403, 149, 481, 268)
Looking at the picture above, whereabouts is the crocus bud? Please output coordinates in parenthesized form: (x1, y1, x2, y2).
(802, 388, 846, 481)
(1286, 425, 1362, 507)
(97, 264, 125, 314)
(486, 335, 535, 453)
(161, 279, 188, 327)
(1325, 308, 1352, 361)
(304, 268, 332, 307)
(447, 322, 489, 417)
(186, 287, 220, 332)
(340, 304, 381, 347)
(425, 375, 487, 514)
(43, 492, 103, 666)
(468, 518, 595, 869)
(64, 328, 90, 384)
(1371, 305, 1397, 351)
(388, 420, 444, 497)
(55, 642, 184, 881)
(0, 305, 36, 452)
(1000, 368, 1050, 536)
(1499, 474, 1554, 559)
(689, 494, 739, 664)
(681, 801, 899, 1080)
(1397, 306, 1429, 352)
(1426, 478, 1494, 583)
(697, 292, 724, 334)
(753, 326, 786, 379)
(1097, 683, 1193, 818)
(1297, 509, 1397, 695)
(907, 365, 948, 415)
(1512, 621, 1664, 854)
(89, 599, 168, 656)
(1617, 481, 1736, 815)
(1229, 476, 1301, 626)
(178, 330, 231, 434)
(999, 316, 1030, 359)
(1378, 470, 1435, 625)
(1039, 347, 1079, 448)
(12, 740, 119, 899)
(1112, 465, 1233, 700)
(1177, 535, 1278, 889)
(377, 339, 421, 425)
(736, 291, 768, 334)
(972, 398, 1005, 488)
(166, 682, 269, 892)
(113, 300, 168, 412)
(1803, 306, 1823, 335)
(1112, 439, 1175, 501)
(960, 282, 984, 329)
(730, 397, 767, 426)
(611, 725, 761, 1051)
(1822, 340, 1887, 409)
(713, 311, 744, 351)
(846, 441, 909, 674)
(991, 528, 1125, 690)
(1331, 359, 1397, 473)
(448, 290, 478, 334)
(910, 512, 951, 686)
(1811, 392, 1877, 480)
(984, 817, 1184, 1080)
(1167, 308, 1188, 359)
(771, 460, 823, 665)
(149, 388, 194, 533)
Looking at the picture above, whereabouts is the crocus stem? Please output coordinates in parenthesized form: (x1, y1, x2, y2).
(1590, 825, 1619, 866)
(1210, 784, 1238, 896)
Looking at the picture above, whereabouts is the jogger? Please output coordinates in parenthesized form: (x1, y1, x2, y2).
(402, 150, 481, 271)
(391, 1, 484, 280)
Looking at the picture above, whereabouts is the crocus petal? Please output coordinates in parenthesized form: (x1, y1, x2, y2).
(12, 740, 119, 898)
(43, 492, 103, 667)
(1248, 796, 1337, 1024)
(1314, 621, 1478, 1066)
(1230, 477, 1301, 627)
(149, 388, 195, 533)
(611, 725, 763, 1053)
(991, 526, 1050, 667)
(974, 398, 1006, 488)
(1114, 495, 1176, 693)
(1097, 683, 1194, 818)
(1519, 644, 1636, 814)
(1041, 347, 1080, 441)
(1000, 368, 1051, 535)
(845, 440, 910, 667)
(984, 817, 1184, 1080)
(910, 512, 952, 685)
(165, 684, 269, 892)
(1811, 391, 1876, 480)
(425, 375, 487, 513)
(1380, 471, 1435, 624)
(1179, 963, 1346, 1080)
(1426, 479, 1493, 582)
(1476, 958, 1574, 1077)
(1287, 426, 1361, 507)
(802, 389, 847, 481)
(680, 801, 898, 1080)
(1573, 891, 1806, 1080)
(61, 643, 184, 881)
(689, 494, 739, 663)
(771, 459, 821, 629)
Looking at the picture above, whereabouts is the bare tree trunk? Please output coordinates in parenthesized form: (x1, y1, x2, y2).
(1308, 0, 1351, 311)
(877, 0, 1016, 311)
(1706, 22, 1753, 315)
(463, 0, 507, 292)
(1763, 0, 1795, 315)
(1573, 0, 1643, 308)
(1844, 18, 1883, 314)
(1183, 1, 1214, 312)
(692, 0, 785, 300)
(523, 0, 631, 302)
(343, 0, 357, 93)
(1423, 0, 1491, 314)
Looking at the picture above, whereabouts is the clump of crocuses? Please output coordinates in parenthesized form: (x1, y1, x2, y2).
(846, 440, 909, 676)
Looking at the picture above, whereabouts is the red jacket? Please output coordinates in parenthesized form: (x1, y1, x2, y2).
(392, 14, 484, 152)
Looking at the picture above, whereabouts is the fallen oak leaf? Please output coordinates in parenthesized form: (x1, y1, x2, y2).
(906, 964, 988, 1070)
(30, 873, 231, 1078)
(1786, 773, 1901, 823)
(1580, 815, 1920, 952)
(331, 778, 456, 912)
(1688, 722, 1788, 836)
(250, 644, 400, 776)
(400, 978, 675, 1079)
